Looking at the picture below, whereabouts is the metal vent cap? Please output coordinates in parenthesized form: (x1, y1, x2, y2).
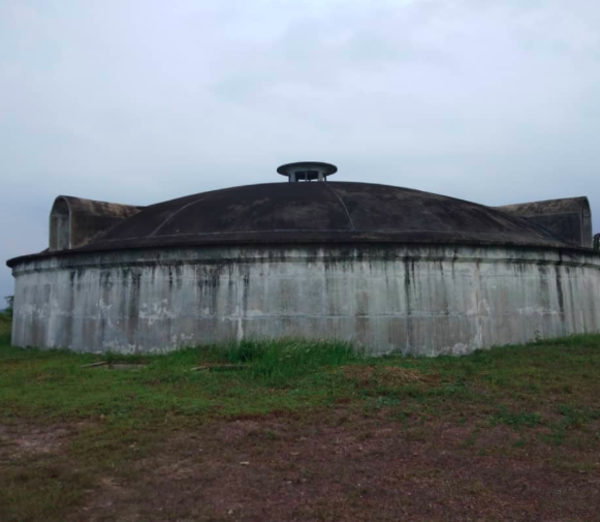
(277, 161, 337, 182)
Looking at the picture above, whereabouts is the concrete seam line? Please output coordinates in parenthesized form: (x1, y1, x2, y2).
(324, 184, 355, 231)
(148, 197, 208, 238)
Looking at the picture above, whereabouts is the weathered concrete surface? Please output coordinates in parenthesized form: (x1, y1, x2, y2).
(496, 197, 592, 248)
(10, 244, 600, 355)
(49, 196, 143, 252)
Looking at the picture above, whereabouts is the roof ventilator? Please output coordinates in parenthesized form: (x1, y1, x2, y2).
(277, 161, 338, 182)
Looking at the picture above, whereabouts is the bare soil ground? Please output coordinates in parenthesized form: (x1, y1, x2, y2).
(3, 409, 598, 522)
(3, 333, 600, 521)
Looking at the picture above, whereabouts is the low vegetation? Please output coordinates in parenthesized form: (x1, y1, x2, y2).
(1, 317, 599, 521)
(0, 312, 11, 338)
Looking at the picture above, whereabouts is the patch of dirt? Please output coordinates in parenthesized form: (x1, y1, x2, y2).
(0, 422, 80, 461)
(341, 365, 437, 386)
(71, 409, 600, 522)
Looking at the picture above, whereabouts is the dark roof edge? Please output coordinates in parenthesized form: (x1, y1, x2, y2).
(7, 237, 600, 269)
(495, 196, 591, 216)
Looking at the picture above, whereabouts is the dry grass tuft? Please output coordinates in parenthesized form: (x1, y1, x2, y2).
(341, 365, 437, 387)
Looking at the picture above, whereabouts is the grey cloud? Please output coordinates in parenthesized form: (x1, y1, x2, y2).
(1, 0, 600, 299)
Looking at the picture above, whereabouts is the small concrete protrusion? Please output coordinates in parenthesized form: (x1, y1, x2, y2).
(277, 162, 338, 182)
(49, 196, 143, 251)
(496, 197, 593, 248)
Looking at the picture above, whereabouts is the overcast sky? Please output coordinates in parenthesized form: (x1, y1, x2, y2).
(1, 0, 600, 302)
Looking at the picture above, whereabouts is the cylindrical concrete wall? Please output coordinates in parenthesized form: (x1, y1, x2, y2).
(10, 244, 600, 355)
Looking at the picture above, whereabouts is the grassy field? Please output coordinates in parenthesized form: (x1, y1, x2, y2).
(1, 313, 600, 521)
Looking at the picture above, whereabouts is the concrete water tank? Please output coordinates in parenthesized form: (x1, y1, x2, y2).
(7, 162, 600, 355)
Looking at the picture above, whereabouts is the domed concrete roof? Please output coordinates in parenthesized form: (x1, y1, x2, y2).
(69, 181, 567, 252)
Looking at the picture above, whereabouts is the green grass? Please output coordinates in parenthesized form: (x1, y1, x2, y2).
(490, 406, 543, 428)
(1, 454, 94, 522)
(1, 316, 600, 521)
(0, 336, 360, 423)
(1, 320, 599, 428)
(0, 312, 11, 338)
